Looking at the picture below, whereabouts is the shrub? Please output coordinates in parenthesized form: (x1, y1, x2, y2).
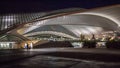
(106, 40, 120, 49)
(83, 40, 96, 48)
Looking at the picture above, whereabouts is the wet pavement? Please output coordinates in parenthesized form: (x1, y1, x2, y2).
(0, 48, 120, 68)
(1, 55, 120, 68)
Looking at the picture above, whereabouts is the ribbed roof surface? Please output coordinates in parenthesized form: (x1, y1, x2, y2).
(0, 5, 120, 39)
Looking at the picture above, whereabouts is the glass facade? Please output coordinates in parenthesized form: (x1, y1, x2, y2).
(0, 42, 16, 49)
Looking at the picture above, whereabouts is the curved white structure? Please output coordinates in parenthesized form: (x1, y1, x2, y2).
(0, 5, 120, 39)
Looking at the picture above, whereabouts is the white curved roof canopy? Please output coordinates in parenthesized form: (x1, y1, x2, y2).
(18, 5, 120, 38)
(76, 5, 120, 26)
(21, 5, 120, 37)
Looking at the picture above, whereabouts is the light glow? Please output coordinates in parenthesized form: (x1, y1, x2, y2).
(2, 16, 16, 22)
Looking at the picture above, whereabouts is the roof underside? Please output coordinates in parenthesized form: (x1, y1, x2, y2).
(0, 5, 120, 39)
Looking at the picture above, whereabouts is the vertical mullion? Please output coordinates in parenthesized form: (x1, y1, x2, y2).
(2, 15, 5, 30)
(0, 16, 2, 30)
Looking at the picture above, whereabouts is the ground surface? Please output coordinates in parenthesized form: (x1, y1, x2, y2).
(0, 48, 120, 68)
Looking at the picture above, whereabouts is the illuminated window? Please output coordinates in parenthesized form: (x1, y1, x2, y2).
(2, 16, 16, 22)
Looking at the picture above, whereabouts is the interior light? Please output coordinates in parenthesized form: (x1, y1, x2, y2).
(2, 16, 16, 22)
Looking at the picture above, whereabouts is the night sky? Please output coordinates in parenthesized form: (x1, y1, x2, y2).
(0, 0, 120, 13)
